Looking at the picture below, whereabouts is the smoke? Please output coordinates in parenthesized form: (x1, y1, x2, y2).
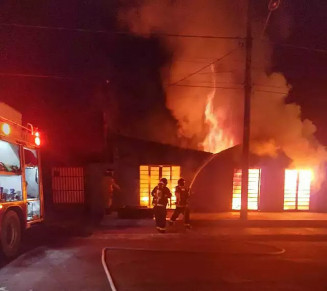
(118, 0, 327, 175)
(119, 0, 246, 149)
(250, 28, 327, 174)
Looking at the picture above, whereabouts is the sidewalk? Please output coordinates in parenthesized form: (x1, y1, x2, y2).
(191, 211, 327, 227)
(97, 211, 327, 241)
(101, 211, 327, 226)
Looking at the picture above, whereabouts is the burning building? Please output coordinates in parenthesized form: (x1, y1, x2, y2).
(84, 136, 327, 214)
(190, 145, 327, 213)
(113, 0, 327, 213)
(47, 132, 327, 214)
(101, 135, 210, 208)
(47, 1, 327, 215)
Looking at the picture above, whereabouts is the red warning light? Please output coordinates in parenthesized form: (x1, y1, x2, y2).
(268, 0, 281, 11)
(34, 132, 41, 146)
(1, 123, 11, 135)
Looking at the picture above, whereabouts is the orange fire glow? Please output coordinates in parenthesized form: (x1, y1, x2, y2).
(202, 66, 234, 153)
(284, 169, 312, 210)
(139, 165, 180, 208)
(232, 168, 261, 210)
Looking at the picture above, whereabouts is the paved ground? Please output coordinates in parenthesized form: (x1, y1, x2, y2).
(103, 240, 327, 291)
(191, 211, 327, 221)
(1, 212, 327, 291)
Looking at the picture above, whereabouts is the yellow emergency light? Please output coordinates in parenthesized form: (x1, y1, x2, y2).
(1, 123, 11, 136)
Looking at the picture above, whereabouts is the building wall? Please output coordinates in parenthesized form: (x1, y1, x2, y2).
(113, 135, 210, 207)
(310, 165, 327, 212)
(190, 146, 316, 213)
(191, 147, 237, 212)
(259, 163, 286, 211)
(44, 133, 327, 213)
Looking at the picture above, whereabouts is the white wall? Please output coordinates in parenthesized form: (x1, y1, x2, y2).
(0, 140, 20, 168)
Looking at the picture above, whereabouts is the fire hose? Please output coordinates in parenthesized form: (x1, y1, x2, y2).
(102, 244, 286, 291)
(189, 151, 221, 191)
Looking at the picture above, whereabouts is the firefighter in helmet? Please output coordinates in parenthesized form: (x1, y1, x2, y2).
(151, 177, 172, 233)
(169, 178, 191, 228)
(104, 169, 120, 214)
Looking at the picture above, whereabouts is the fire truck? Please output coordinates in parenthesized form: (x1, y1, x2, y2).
(0, 103, 43, 258)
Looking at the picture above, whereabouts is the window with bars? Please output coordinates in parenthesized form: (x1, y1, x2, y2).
(139, 165, 180, 208)
(284, 169, 311, 210)
(232, 168, 261, 210)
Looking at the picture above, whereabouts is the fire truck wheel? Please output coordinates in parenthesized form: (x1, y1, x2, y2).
(1, 210, 21, 258)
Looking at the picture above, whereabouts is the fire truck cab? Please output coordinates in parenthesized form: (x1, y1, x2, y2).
(0, 103, 44, 258)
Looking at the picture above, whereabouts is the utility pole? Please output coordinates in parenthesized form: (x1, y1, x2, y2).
(240, 0, 253, 221)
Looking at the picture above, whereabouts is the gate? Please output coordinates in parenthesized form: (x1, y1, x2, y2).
(52, 167, 84, 204)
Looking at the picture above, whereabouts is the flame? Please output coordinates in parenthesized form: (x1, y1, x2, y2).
(202, 65, 234, 153)
(232, 168, 261, 210)
(284, 169, 312, 210)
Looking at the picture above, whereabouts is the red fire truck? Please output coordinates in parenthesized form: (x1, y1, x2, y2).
(0, 103, 44, 258)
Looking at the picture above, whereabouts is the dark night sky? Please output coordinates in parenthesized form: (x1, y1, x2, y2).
(271, 0, 327, 144)
(0, 0, 326, 161)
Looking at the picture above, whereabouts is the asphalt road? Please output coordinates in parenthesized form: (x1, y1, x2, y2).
(1, 220, 327, 291)
(104, 241, 327, 291)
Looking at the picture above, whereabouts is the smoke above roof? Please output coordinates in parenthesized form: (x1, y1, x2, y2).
(118, 0, 327, 177)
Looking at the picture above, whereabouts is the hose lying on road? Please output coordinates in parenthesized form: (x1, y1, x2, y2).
(101, 243, 286, 291)
(102, 248, 118, 291)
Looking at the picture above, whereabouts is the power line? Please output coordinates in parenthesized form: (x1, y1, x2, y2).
(168, 47, 241, 87)
(259, 39, 327, 54)
(0, 71, 290, 95)
(277, 43, 327, 54)
(0, 72, 292, 95)
(171, 84, 242, 90)
(0, 72, 81, 80)
(254, 83, 290, 89)
(181, 80, 241, 85)
(1, 23, 326, 54)
(197, 70, 239, 75)
(255, 89, 288, 95)
(0, 22, 244, 40)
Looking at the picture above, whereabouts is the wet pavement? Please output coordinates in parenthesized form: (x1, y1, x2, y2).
(0, 243, 109, 291)
(103, 244, 327, 291)
(1, 213, 327, 290)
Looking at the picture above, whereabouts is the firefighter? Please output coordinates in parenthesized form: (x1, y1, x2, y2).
(151, 178, 172, 233)
(169, 178, 191, 229)
(104, 169, 120, 214)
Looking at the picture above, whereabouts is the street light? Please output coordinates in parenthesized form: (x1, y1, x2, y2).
(268, 0, 281, 11)
(262, 0, 282, 37)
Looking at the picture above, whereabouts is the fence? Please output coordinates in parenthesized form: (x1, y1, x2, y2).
(52, 167, 84, 204)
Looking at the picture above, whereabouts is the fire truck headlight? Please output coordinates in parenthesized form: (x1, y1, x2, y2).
(0, 204, 3, 209)
(1, 123, 11, 136)
(35, 136, 41, 146)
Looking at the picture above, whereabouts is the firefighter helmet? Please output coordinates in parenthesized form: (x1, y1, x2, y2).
(160, 178, 168, 185)
(178, 178, 185, 186)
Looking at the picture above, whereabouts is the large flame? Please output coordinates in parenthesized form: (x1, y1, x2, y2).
(202, 65, 234, 153)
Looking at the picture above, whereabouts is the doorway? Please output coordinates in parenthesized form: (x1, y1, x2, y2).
(24, 148, 41, 221)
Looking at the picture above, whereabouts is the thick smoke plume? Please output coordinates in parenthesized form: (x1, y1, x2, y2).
(119, 0, 327, 183)
(119, 0, 246, 149)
